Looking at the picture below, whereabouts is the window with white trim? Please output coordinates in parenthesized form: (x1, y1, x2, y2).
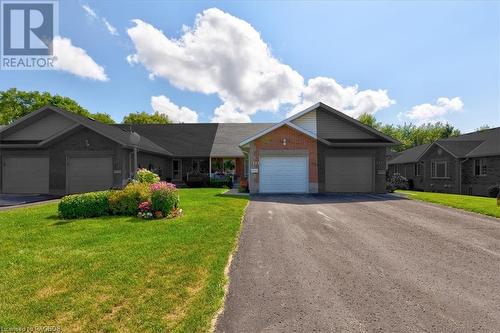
(431, 161, 448, 178)
(473, 158, 487, 176)
(414, 163, 422, 176)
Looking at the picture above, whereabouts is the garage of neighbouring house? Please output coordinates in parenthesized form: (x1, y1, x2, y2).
(2, 156, 50, 194)
(0, 106, 171, 196)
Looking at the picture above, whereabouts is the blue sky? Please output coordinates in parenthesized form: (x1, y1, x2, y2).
(1, 0, 499, 132)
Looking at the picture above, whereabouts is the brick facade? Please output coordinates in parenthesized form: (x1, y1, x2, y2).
(249, 125, 318, 193)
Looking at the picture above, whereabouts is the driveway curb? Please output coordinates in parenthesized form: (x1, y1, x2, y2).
(210, 200, 250, 333)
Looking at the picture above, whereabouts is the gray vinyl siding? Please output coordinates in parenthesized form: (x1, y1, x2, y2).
(3, 112, 74, 140)
(316, 109, 376, 140)
(292, 110, 317, 134)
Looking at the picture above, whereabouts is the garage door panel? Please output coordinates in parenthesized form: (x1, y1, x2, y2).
(68, 156, 113, 194)
(2, 157, 49, 194)
(260, 156, 308, 193)
(325, 156, 373, 193)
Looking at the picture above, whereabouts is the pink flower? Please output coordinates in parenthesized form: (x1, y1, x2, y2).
(150, 181, 177, 192)
(138, 201, 152, 212)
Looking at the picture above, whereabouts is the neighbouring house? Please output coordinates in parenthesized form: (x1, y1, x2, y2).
(388, 127, 500, 196)
(0, 103, 399, 195)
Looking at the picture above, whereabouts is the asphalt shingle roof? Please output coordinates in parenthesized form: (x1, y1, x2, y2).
(115, 124, 219, 157)
(51, 107, 170, 156)
(388, 144, 431, 164)
(437, 140, 484, 158)
(115, 123, 274, 157)
(210, 123, 273, 157)
(389, 127, 500, 164)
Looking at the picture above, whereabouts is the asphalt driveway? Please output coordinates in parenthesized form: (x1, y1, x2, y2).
(0, 194, 58, 208)
(216, 194, 500, 332)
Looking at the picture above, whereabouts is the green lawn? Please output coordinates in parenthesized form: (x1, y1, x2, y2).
(0, 188, 248, 332)
(397, 190, 500, 218)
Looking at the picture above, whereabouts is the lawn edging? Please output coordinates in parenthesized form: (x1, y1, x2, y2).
(210, 200, 250, 332)
(397, 190, 500, 219)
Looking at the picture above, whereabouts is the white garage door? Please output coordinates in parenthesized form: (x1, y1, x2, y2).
(67, 156, 113, 194)
(260, 156, 308, 193)
(2, 156, 49, 194)
(325, 156, 373, 193)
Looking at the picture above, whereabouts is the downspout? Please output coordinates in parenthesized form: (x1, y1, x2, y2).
(459, 158, 469, 195)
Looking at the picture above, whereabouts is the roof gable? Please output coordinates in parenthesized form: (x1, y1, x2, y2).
(0, 106, 171, 156)
(2, 111, 75, 141)
(240, 102, 399, 146)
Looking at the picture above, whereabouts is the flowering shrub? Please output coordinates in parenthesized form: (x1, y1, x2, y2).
(150, 181, 177, 191)
(108, 182, 151, 215)
(137, 201, 154, 219)
(151, 182, 179, 216)
(134, 169, 160, 184)
(386, 174, 409, 193)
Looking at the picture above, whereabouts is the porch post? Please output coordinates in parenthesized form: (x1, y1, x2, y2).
(209, 157, 212, 179)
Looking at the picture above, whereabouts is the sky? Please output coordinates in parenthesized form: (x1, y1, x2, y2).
(1, 0, 499, 132)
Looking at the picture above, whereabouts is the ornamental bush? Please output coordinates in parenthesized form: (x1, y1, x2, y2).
(134, 168, 160, 184)
(386, 174, 409, 193)
(58, 191, 111, 219)
(487, 184, 500, 198)
(108, 182, 151, 216)
(150, 182, 179, 216)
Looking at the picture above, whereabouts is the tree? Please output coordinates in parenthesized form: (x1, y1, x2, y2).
(122, 111, 170, 124)
(357, 113, 461, 151)
(475, 125, 490, 131)
(357, 113, 381, 129)
(91, 112, 115, 124)
(0, 88, 113, 124)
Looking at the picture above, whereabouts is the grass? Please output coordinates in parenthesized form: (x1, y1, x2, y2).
(397, 190, 500, 218)
(0, 188, 248, 332)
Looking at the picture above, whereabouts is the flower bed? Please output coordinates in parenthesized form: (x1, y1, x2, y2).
(58, 171, 181, 220)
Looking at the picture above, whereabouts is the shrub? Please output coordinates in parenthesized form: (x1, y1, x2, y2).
(134, 168, 160, 184)
(58, 191, 110, 219)
(209, 175, 233, 188)
(137, 201, 154, 219)
(387, 174, 409, 193)
(151, 182, 179, 216)
(487, 184, 500, 198)
(108, 182, 151, 216)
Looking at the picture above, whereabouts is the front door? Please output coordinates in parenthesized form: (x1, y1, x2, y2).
(172, 159, 182, 181)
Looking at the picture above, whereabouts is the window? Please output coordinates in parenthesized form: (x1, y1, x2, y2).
(414, 163, 422, 176)
(431, 161, 448, 178)
(473, 158, 487, 176)
(394, 164, 400, 175)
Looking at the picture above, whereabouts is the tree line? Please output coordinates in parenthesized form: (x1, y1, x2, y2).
(0, 88, 170, 125)
(357, 113, 465, 151)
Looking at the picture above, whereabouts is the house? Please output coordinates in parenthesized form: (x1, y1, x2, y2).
(388, 127, 500, 196)
(0, 103, 399, 195)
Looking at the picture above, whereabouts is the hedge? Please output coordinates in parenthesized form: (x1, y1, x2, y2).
(58, 191, 111, 219)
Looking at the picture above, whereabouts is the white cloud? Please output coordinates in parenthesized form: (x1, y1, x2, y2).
(127, 8, 304, 121)
(127, 8, 398, 122)
(82, 4, 97, 19)
(404, 97, 464, 123)
(53, 36, 108, 81)
(82, 4, 119, 36)
(102, 18, 119, 36)
(211, 102, 251, 123)
(151, 95, 199, 123)
(288, 77, 395, 118)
